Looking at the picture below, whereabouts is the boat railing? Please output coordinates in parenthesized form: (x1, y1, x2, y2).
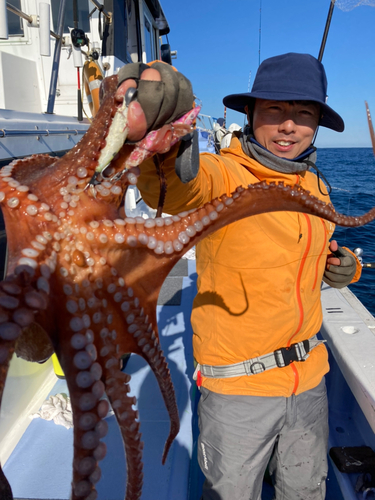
(88, 0, 111, 23)
(0, 128, 86, 137)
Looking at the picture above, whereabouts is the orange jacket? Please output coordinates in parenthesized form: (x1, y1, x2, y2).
(137, 136, 361, 397)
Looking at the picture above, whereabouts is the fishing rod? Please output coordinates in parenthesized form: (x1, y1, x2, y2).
(365, 101, 375, 156)
(311, 0, 335, 145)
(318, 0, 336, 62)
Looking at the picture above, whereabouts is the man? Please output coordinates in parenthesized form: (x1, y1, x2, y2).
(213, 117, 226, 152)
(116, 53, 361, 499)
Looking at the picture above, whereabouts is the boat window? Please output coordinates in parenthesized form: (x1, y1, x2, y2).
(144, 17, 155, 62)
(126, 0, 139, 62)
(51, 0, 90, 34)
(7, 0, 24, 36)
(143, 1, 159, 64)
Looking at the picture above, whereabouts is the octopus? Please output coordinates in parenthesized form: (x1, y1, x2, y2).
(0, 74, 374, 500)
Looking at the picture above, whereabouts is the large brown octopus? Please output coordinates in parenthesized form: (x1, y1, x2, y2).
(0, 74, 374, 500)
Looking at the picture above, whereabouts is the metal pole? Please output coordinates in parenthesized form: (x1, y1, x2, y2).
(6, 2, 32, 23)
(46, 0, 66, 114)
(318, 0, 336, 62)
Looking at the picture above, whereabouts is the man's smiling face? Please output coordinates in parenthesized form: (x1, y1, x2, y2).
(250, 99, 320, 159)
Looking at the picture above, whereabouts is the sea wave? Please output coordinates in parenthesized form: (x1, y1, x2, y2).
(317, 148, 375, 315)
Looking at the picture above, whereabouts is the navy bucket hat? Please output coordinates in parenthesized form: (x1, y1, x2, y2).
(223, 52, 344, 132)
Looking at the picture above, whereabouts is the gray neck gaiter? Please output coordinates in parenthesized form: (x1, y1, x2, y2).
(239, 134, 317, 174)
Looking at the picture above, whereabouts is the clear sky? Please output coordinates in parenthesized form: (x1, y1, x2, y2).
(160, 0, 375, 148)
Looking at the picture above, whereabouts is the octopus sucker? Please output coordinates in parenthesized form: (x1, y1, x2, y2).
(0, 73, 374, 500)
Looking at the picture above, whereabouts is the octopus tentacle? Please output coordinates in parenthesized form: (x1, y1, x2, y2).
(0, 265, 51, 499)
(0, 265, 50, 364)
(203, 182, 375, 230)
(101, 274, 180, 465)
(146, 344, 179, 463)
(59, 322, 108, 500)
(124, 311, 179, 463)
(69, 205, 223, 259)
(104, 367, 144, 500)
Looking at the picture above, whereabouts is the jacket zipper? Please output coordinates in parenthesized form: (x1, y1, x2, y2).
(312, 219, 328, 291)
(288, 213, 312, 394)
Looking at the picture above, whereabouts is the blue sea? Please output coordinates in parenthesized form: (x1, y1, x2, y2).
(316, 148, 375, 316)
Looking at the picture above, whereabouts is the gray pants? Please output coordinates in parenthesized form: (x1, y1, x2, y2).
(198, 378, 328, 500)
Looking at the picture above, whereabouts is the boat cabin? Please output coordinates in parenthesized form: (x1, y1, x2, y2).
(0, 0, 170, 118)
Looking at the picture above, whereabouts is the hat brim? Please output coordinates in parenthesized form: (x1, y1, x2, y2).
(223, 92, 344, 133)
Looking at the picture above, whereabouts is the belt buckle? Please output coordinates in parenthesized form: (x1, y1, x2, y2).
(275, 345, 298, 367)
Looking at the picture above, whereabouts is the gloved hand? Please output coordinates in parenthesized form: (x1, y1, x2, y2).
(323, 240, 357, 289)
(115, 61, 194, 142)
(115, 61, 199, 182)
